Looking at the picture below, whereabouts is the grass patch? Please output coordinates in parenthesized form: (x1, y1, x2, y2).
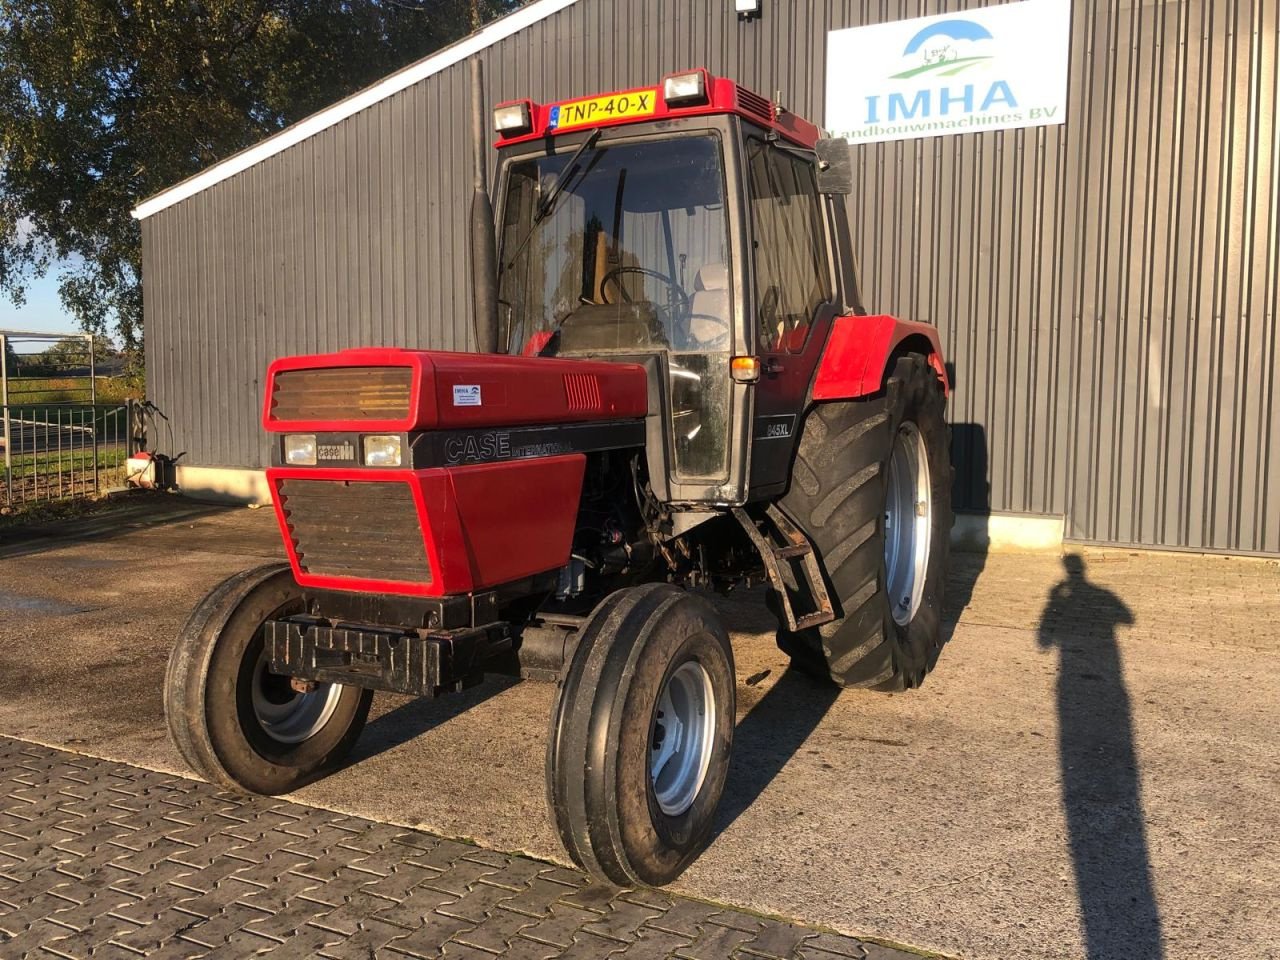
(3, 375, 143, 405)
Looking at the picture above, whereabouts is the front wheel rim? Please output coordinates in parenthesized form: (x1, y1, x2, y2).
(650, 660, 716, 817)
(249, 650, 342, 744)
(884, 420, 932, 626)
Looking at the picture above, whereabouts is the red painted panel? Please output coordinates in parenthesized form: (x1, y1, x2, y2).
(812, 315, 950, 401)
(263, 348, 647, 434)
(446, 455, 586, 590)
(266, 456, 586, 598)
(494, 70, 820, 150)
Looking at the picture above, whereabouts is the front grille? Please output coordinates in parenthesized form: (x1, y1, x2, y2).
(277, 479, 431, 585)
(271, 366, 413, 422)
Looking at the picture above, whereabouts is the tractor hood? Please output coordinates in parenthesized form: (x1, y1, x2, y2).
(263, 347, 648, 433)
(258, 348, 649, 600)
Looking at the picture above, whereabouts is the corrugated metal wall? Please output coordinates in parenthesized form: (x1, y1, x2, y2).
(142, 0, 1280, 554)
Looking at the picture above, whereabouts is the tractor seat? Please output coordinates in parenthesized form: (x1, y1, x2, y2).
(686, 263, 730, 350)
(557, 301, 668, 354)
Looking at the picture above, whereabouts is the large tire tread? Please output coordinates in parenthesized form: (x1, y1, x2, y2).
(777, 353, 952, 691)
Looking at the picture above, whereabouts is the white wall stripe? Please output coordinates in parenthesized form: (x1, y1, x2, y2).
(131, 0, 580, 221)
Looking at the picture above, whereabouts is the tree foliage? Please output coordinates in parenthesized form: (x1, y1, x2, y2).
(0, 0, 520, 355)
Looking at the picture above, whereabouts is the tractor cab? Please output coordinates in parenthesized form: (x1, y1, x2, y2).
(491, 69, 855, 506)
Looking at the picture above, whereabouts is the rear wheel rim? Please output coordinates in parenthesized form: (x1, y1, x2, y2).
(250, 650, 342, 745)
(884, 420, 932, 626)
(650, 660, 716, 816)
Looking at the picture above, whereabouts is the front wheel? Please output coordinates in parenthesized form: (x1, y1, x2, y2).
(164, 563, 373, 794)
(547, 584, 735, 887)
(776, 352, 952, 690)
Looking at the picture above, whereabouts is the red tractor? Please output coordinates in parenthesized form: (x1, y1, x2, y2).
(165, 68, 952, 887)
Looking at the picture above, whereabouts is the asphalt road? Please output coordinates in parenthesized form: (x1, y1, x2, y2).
(0, 494, 1277, 959)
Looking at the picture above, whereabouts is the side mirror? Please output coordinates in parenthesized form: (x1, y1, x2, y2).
(814, 138, 853, 195)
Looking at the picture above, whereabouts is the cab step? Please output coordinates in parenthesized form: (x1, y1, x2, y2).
(732, 504, 836, 632)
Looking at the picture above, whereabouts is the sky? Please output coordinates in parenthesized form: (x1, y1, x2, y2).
(0, 266, 79, 338)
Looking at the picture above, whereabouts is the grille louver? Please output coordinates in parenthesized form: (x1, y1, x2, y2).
(563, 373, 603, 413)
(736, 86, 774, 123)
(271, 367, 413, 422)
(278, 479, 430, 585)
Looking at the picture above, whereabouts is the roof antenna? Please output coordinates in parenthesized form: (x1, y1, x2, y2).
(469, 58, 501, 354)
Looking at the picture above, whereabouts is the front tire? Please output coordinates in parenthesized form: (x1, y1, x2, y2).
(164, 563, 373, 794)
(547, 584, 735, 887)
(777, 353, 952, 690)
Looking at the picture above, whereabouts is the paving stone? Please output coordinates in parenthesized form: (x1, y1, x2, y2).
(645, 898, 726, 938)
(0, 736, 886, 960)
(498, 936, 565, 960)
(254, 921, 347, 958)
(673, 921, 758, 959)
(500, 877, 586, 920)
(583, 896, 669, 943)
(381, 910, 481, 957)
(439, 939, 505, 959)
(176, 901, 277, 948)
(358, 860, 441, 902)
(452, 899, 537, 952)
(614, 925, 697, 958)
(372, 881, 462, 929)
(737, 920, 820, 959)
(555, 880, 621, 914)
(238, 892, 335, 942)
(316, 917, 408, 959)
(516, 898, 611, 948)
(797, 933, 871, 958)
(556, 929, 632, 959)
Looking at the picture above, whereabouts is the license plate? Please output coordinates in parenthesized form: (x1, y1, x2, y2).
(549, 89, 658, 130)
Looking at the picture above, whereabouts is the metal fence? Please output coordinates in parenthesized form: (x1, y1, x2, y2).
(1, 330, 140, 510)
(1, 402, 136, 506)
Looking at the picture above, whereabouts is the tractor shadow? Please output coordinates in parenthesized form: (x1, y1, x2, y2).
(713, 666, 839, 840)
(944, 421, 991, 644)
(350, 676, 522, 763)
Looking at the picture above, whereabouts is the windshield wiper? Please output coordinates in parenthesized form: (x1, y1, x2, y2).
(502, 128, 603, 272)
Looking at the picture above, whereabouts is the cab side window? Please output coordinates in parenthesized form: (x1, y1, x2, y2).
(745, 139, 833, 353)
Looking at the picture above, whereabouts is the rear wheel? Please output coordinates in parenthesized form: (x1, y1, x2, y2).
(164, 563, 373, 794)
(776, 353, 951, 690)
(547, 583, 734, 886)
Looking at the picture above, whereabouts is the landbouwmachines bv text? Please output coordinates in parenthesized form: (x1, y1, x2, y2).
(165, 65, 953, 887)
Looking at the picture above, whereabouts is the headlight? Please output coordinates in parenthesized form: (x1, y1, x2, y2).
(284, 434, 317, 465)
(363, 435, 402, 467)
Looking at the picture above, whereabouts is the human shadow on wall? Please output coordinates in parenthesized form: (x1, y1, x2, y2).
(1038, 555, 1163, 960)
(945, 420, 989, 644)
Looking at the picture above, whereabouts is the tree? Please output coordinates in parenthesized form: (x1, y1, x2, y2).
(0, 0, 522, 356)
(2, 334, 18, 378)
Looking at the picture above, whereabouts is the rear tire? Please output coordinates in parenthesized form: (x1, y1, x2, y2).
(776, 353, 951, 690)
(547, 583, 734, 886)
(164, 563, 373, 794)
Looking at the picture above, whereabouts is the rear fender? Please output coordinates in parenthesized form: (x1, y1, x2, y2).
(811, 314, 949, 401)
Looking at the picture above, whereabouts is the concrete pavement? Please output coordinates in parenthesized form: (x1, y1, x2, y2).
(0, 494, 1277, 959)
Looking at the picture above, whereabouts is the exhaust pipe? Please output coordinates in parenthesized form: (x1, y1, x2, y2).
(469, 58, 501, 354)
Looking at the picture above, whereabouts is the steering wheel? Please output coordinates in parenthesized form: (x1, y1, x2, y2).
(599, 265, 691, 317)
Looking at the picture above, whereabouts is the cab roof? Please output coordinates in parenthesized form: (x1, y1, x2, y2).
(493, 68, 821, 150)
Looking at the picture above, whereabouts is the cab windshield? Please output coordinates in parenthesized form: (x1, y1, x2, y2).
(497, 133, 732, 481)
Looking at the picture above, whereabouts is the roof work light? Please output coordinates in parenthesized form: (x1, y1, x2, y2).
(735, 0, 761, 20)
(493, 101, 533, 136)
(662, 70, 709, 108)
